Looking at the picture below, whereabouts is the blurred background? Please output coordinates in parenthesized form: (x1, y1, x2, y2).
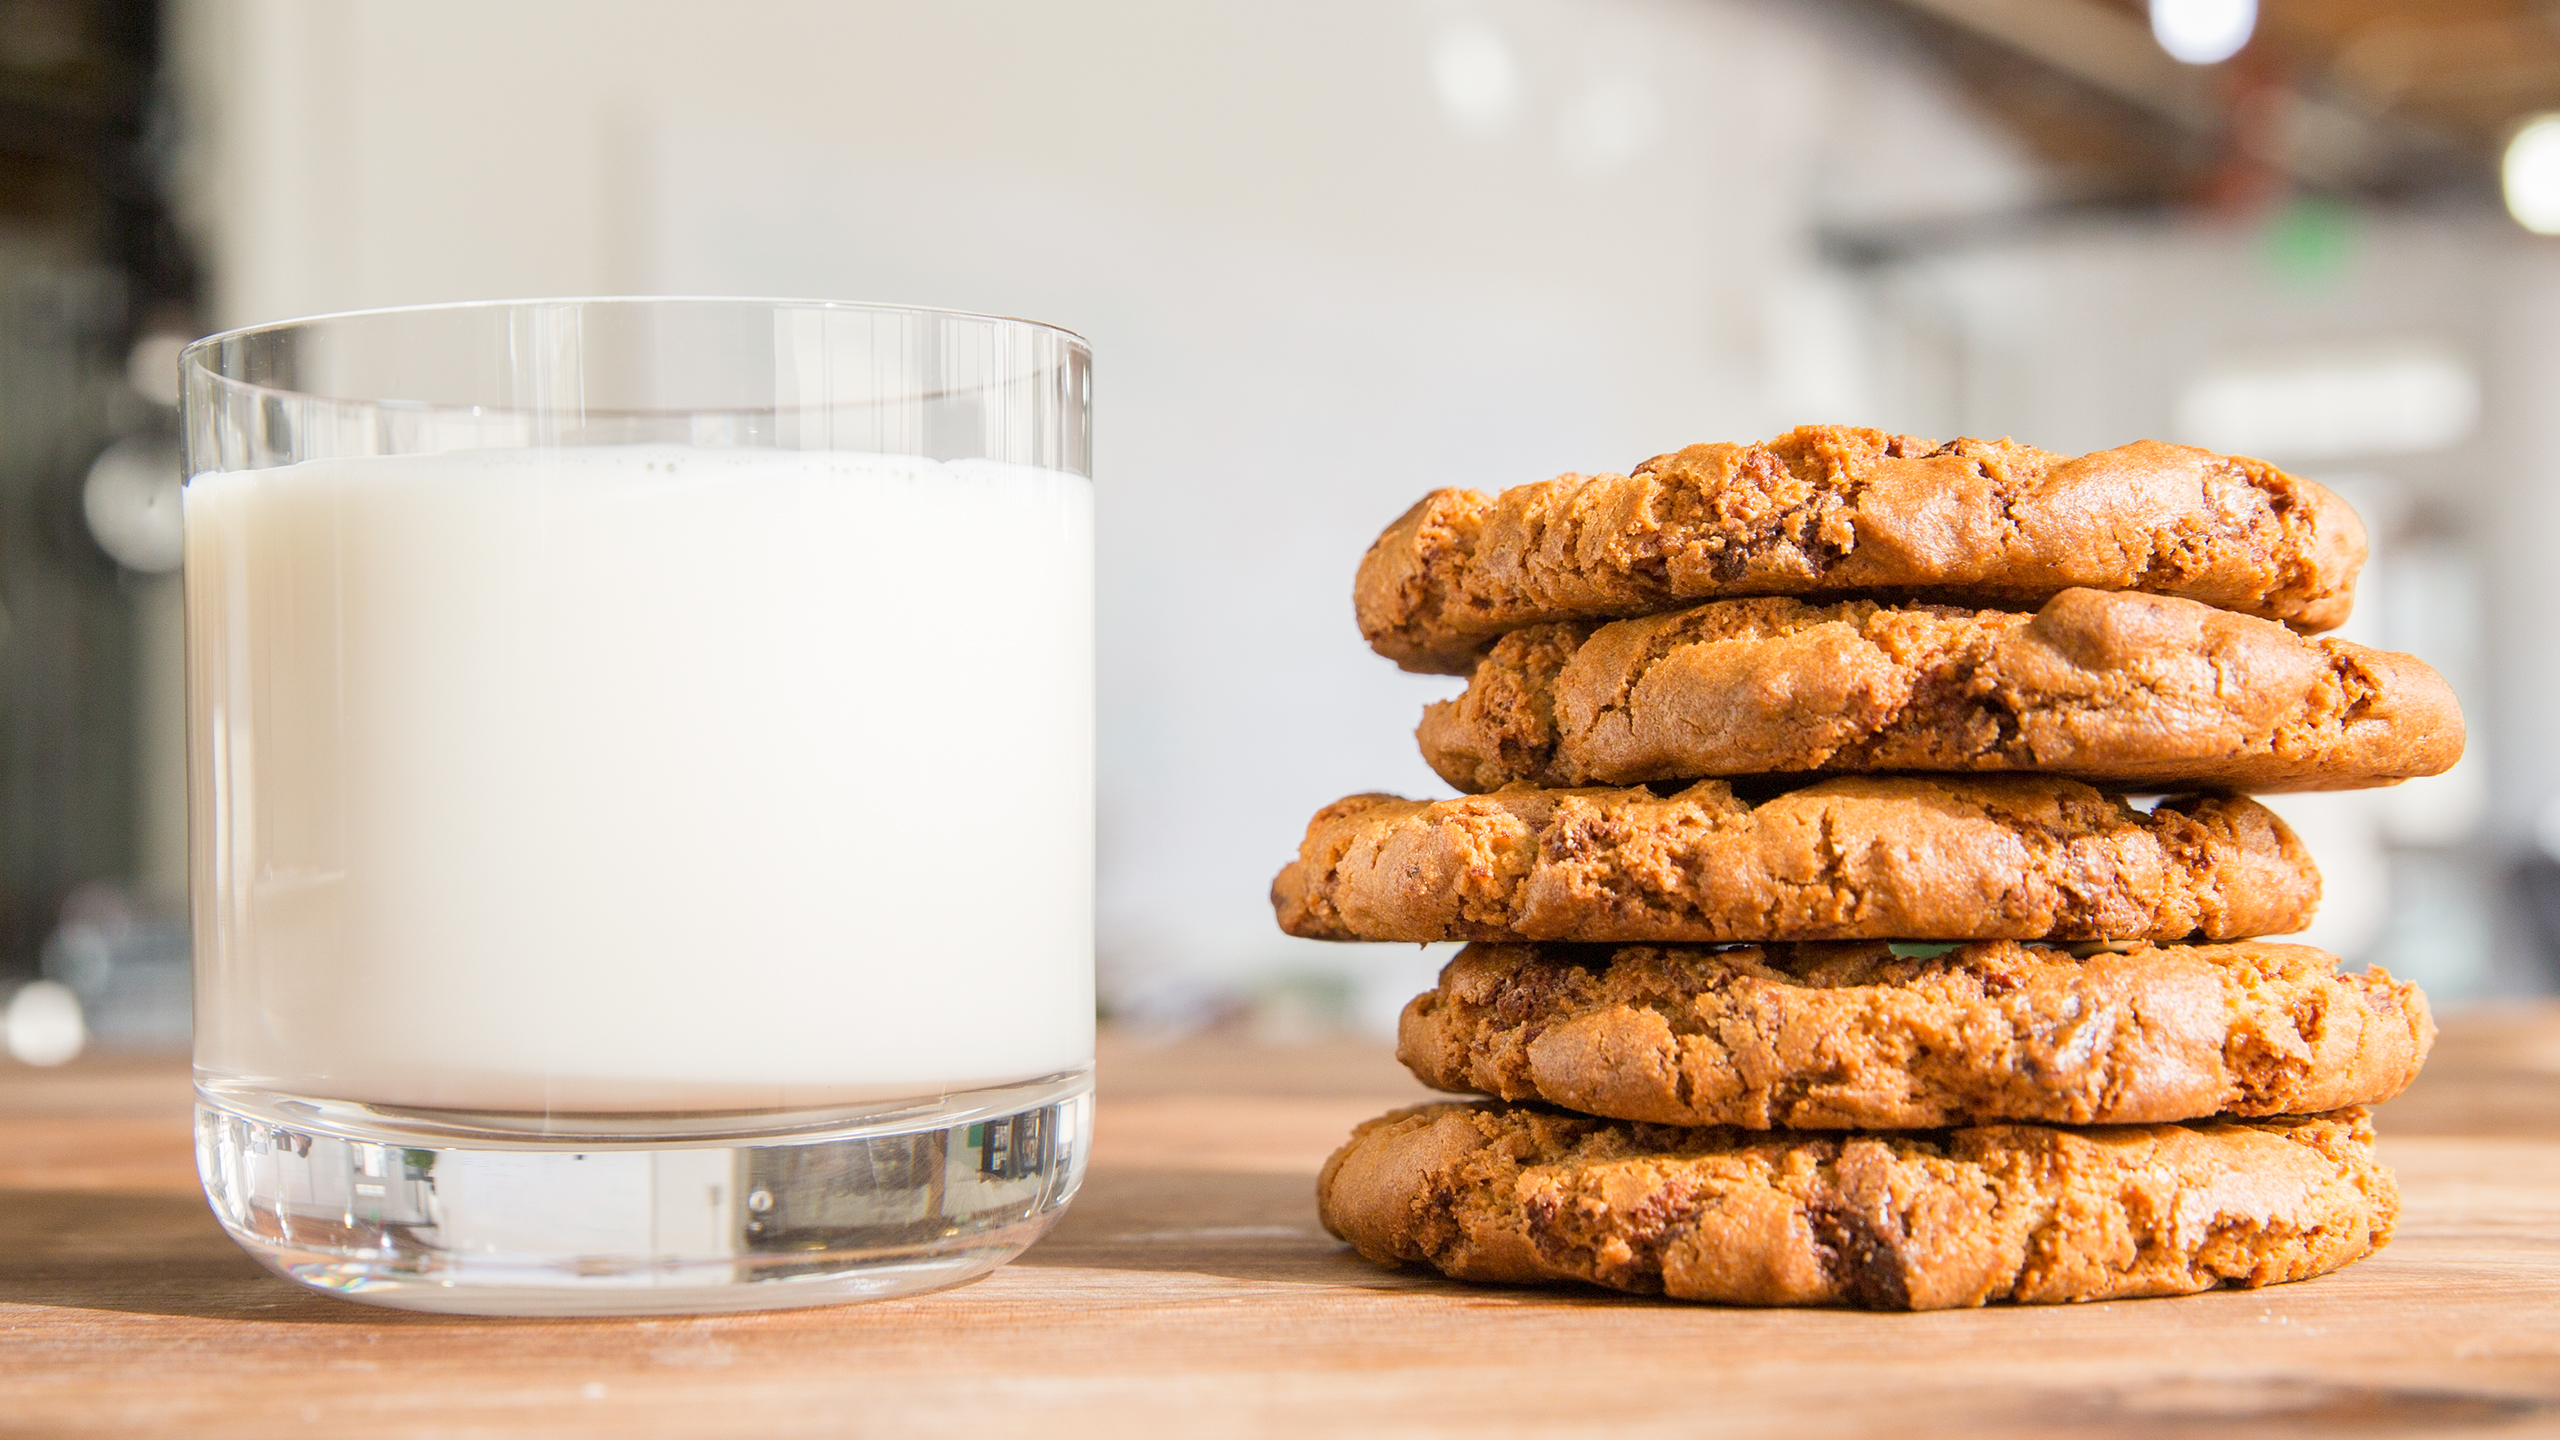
(3, 0, 2556, 1059)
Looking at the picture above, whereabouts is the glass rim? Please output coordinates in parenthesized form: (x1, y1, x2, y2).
(178, 294, 1093, 404)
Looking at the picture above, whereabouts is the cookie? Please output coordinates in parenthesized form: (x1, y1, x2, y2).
(1271, 776, 2317, 944)
(1316, 1102, 2395, 1309)
(1356, 427, 2365, 675)
(1398, 940, 2432, 1128)
(1419, 588, 2462, 793)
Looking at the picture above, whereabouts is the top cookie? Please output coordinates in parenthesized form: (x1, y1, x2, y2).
(1355, 426, 2367, 674)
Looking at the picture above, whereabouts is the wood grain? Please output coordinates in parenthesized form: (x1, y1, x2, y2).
(2, 1015, 2556, 1438)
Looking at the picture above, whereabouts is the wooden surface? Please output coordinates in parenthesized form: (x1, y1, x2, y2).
(4, 1013, 2559, 1438)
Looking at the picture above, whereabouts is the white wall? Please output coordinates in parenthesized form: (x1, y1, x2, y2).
(168, 0, 2039, 1024)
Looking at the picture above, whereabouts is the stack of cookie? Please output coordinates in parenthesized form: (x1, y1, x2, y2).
(1272, 426, 2462, 1310)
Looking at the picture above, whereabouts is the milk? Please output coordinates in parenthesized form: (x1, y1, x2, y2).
(185, 446, 1094, 1114)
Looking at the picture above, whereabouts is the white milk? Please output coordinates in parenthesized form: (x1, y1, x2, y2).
(185, 446, 1094, 1113)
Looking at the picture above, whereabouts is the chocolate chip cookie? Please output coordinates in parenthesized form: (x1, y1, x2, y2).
(1418, 588, 2460, 793)
(1317, 1101, 2395, 1309)
(1273, 776, 2317, 944)
(1397, 940, 2431, 1128)
(1357, 427, 2365, 675)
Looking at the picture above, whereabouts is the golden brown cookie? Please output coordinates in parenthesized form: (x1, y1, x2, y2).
(1271, 776, 2317, 944)
(1356, 426, 2365, 675)
(1397, 940, 2432, 1128)
(1418, 588, 2462, 793)
(1316, 1102, 2396, 1309)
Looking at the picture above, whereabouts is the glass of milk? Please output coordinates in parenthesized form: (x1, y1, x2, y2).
(179, 299, 1093, 1314)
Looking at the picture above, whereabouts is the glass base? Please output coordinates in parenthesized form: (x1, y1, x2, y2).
(194, 1069, 1092, 1316)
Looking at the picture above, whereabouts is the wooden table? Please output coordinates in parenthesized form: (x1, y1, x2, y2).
(5, 1012, 2558, 1437)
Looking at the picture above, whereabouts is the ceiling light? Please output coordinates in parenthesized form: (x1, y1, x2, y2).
(2506, 114, 2560, 234)
(1430, 25, 1519, 136)
(2149, 0, 2255, 65)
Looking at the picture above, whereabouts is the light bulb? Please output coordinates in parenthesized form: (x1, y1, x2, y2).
(2150, 0, 2255, 65)
(2506, 114, 2560, 235)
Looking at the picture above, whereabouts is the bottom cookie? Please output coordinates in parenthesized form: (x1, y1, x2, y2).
(1317, 1102, 2394, 1310)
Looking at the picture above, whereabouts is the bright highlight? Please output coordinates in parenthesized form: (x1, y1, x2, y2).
(2149, 0, 2255, 65)
(2506, 114, 2560, 234)
(1430, 25, 1520, 135)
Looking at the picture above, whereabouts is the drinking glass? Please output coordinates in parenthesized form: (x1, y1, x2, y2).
(180, 298, 1094, 1314)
